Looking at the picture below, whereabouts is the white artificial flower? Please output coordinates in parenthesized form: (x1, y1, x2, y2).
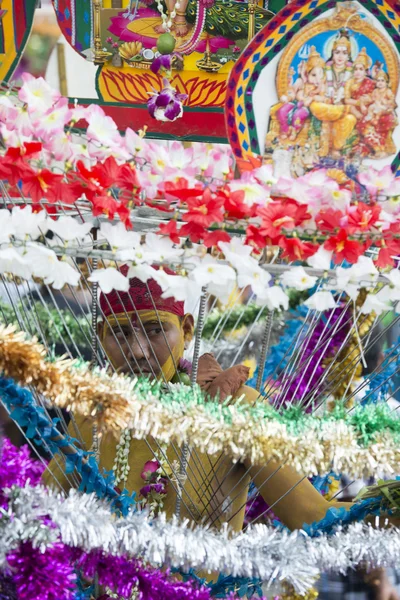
(24, 243, 59, 280)
(11, 206, 48, 240)
(0, 210, 15, 244)
(142, 232, 183, 262)
(156, 271, 197, 303)
(127, 263, 156, 282)
(218, 238, 253, 270)
(235, 257, 271, 298)
(361, 293, 390, 315)
(385, 268, 400, 289)
(100, 221, 141, 251)
(349, 256, 378, 283)
(306, 247, 332, 270)
(88, 267, 130, 294)
(280, 266, 317, 291)
(334, 257, 378, 301)
(48, 216, 93, 241)
(228, 177, 266, 206)
(253, 164, 277, 187)
(0, 248, 32, 279)
(46, 260, 81, 289)
(257, 285, 289, 311)
(304, 291, 337, 312)
(191, 256, 236, 303)
(18, 73, 60, 113)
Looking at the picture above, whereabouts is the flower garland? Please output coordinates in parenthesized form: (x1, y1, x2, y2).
(2, 327, 400, 478)
(2, 75, 400, 268)
(1, 485, 400, 596)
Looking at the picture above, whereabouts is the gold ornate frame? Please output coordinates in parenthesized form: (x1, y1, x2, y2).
(276, 5, 399, 97)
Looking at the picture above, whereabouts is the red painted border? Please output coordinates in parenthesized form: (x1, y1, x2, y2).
(71, 103, 227, 141)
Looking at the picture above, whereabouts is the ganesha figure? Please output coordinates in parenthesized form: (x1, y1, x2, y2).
(264, 5, 399, 169)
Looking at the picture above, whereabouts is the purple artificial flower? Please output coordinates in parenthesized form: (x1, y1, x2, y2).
(147, 78, 187, 122)
(150, 54, 172, 74)
(140, 459, 160, 481)
(140, 483, 166, 498)
(179, 358, 193, 376)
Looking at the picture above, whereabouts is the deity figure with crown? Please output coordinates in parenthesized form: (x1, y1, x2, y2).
(264, 5, 399, 172)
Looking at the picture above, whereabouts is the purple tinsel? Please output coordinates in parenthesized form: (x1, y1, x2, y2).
(79, 552, 212, 600)
(0, 439, 45, 506)
(282, 305, 350, 411)
(6, 543, 77, 600)
(0, 574, 17, 600)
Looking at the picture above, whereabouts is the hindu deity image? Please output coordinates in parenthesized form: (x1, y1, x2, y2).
(264, 4, 400, 172)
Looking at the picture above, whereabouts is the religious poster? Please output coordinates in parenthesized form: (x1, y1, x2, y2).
(226, 1, 400, 178)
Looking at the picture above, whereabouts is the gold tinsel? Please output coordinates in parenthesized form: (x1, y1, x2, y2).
(0, 325, 399, 477)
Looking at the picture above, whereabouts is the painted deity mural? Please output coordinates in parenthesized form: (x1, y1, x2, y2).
(263, 4, 399, 173)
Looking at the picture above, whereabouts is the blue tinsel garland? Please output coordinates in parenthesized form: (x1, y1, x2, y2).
(0, 377, 136, 516)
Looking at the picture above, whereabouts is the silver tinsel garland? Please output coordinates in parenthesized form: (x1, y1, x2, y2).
(1, 485, 400, 595)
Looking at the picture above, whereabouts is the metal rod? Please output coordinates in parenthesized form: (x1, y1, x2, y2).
(256, 310, 273, 392)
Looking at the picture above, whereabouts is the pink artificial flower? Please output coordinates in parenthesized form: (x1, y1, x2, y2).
(86, 104, 120, 145)
(140, 460, 160, 481)
(358, 165, 395, 197)
(34, 98, 72, 141)
(18, 72, 60, 113)
(106, 37, 113, 44)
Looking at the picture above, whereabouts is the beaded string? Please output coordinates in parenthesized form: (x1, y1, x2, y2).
(155, 0, 181, 31)
(113, 428, 132, 487)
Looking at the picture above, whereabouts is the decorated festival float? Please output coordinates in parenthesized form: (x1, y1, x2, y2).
(3, 0, 400, 599)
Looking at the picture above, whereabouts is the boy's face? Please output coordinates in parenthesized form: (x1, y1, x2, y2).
(99, 310, 194, 380)
(376, 76, 387, 89)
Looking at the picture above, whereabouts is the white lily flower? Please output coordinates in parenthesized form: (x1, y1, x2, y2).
(280, 266, 317, 291)
(0, 248, 32, 279)
(384, 268, 400, 289)
(100, 222, 141, 251)
(48, 216, 93, 241)
(142, 232, 183, 262)
(88, 268, 130, 294)
(127, 263, 156, 282)
(45, 260, 81, 289)
(218, 238, 253, 270)
(191, 256, 236, 303)
(235, 257, 271, 298)
(257, 285, 289, 311)
(11, 206, 48, 240)
(24, 243, 59, 280)
(306, 247, 332, 270)
(0, 210, 15, 244)
(361, 293, 390, 315)
(304, 291, 337, 312)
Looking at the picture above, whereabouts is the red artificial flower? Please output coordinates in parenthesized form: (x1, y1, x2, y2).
(162, 178, 202, 202)
(324, 229, 365, 264)
(315, 208, 343, 232)
(116, 163, 141, 197)
(22, 169, 63, 204)
(245, 224, 268, 250)
(45, 180, 83, 205)
(346, 202, 381, 233)
(179, 222, 206, 243)
(279, 236, 318, 261)
(258, 202, 298, 240)
(203, 229, 231, 248)
(75, 157, 121, 201)
(92, 194, 119, 219)
(223, 189, 254, 219)
(157, 220, 180, 244)
(116, 203, 132, 228)
(0, 156, 35, 186)
(374, 237, 400, 268)
(6, 142, 42, 159)
(165, 183, 204, 202)
(183, 188, 224, 228)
